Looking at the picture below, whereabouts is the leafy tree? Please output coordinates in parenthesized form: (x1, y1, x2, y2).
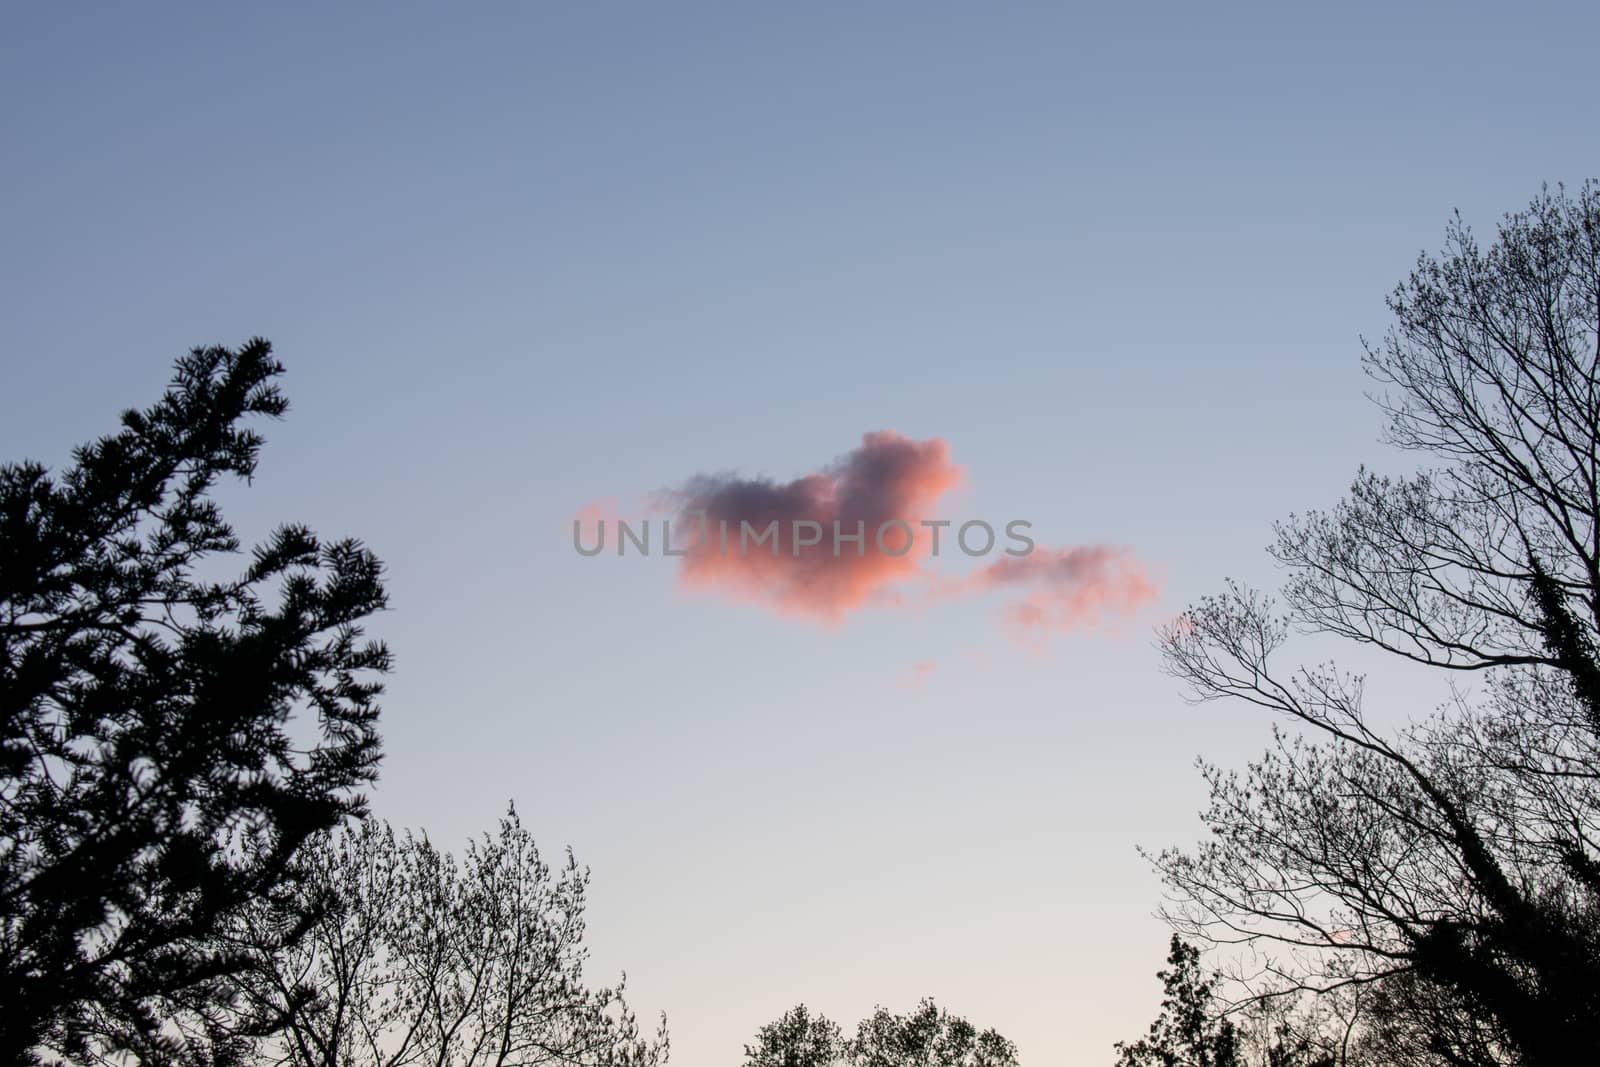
(745, 999, 1016, 1067)
(847, 999, 1016, 1067)
(0, 340, 390, 1065)
(1153, 183, 1600, 1066)
(1114, 938, 1351, 1067)
(231, 804, 668, 1067)
(742, 1005, 846, 1067)
(1114, 937, 1242, 1067)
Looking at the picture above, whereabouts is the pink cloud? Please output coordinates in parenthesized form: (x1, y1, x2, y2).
(601, 430, 1160, 639)
(966, 547, 1161, 635)
(573, 497, 622, 527)
(668, 431, 962, 624)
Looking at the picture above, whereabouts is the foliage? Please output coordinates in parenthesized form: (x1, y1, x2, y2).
(0, 341, 390, 1065)
(742, 1005, 846, 1067)
(744, 999, 1016, 1067)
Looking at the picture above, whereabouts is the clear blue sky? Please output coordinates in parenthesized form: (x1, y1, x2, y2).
(3, 3, 1596, 1063)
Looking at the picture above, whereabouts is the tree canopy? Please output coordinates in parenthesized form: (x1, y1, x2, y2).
(743, 998, 1017, 1067)
(0, 341, 390, 1065)
(229, 804, 668, 1067)
(1152, 183, 1600, 1065)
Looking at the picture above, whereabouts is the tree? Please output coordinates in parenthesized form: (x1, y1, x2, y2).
(1153, 182, 1600, 1066)
(1114, 937, 1356, 1067)
(231, 804, 668, 1067)
(1115, 936, 1243, 1067)
(744, 999, 1016, 1067)
(847, 999, 1017, 1067)
(742, 1005, 846, 1067)
(0, 340, 391, 1065)
(1355, 970, 1505, 1067)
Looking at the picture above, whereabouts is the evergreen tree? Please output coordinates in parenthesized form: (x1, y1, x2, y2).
(0, 340, 391, 1064)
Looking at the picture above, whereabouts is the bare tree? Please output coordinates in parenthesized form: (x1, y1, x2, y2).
(231, 805, 667, 1067)
(1153, 182, 1600, 1067)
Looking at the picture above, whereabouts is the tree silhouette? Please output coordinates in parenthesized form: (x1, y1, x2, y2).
(1115, 937, 1352, 1067)
(744, 999, 1017, 1067)
(229, 804, 668, 1067)
(848, 999, 1016, 1067)
(1154, 182, 1600, 1065)
(0, 341, 390, 1065)
(1115, 937, 1243, 1067)
(742, 1005, 846, 1067)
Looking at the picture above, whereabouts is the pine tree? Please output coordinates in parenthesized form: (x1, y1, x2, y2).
(0, 340, 391, 1065)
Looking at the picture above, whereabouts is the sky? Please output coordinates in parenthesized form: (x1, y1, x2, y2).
(2, 3, 1597, 1063)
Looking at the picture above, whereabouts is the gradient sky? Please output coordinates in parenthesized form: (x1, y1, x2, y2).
(3, 3, 1598, 1063)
